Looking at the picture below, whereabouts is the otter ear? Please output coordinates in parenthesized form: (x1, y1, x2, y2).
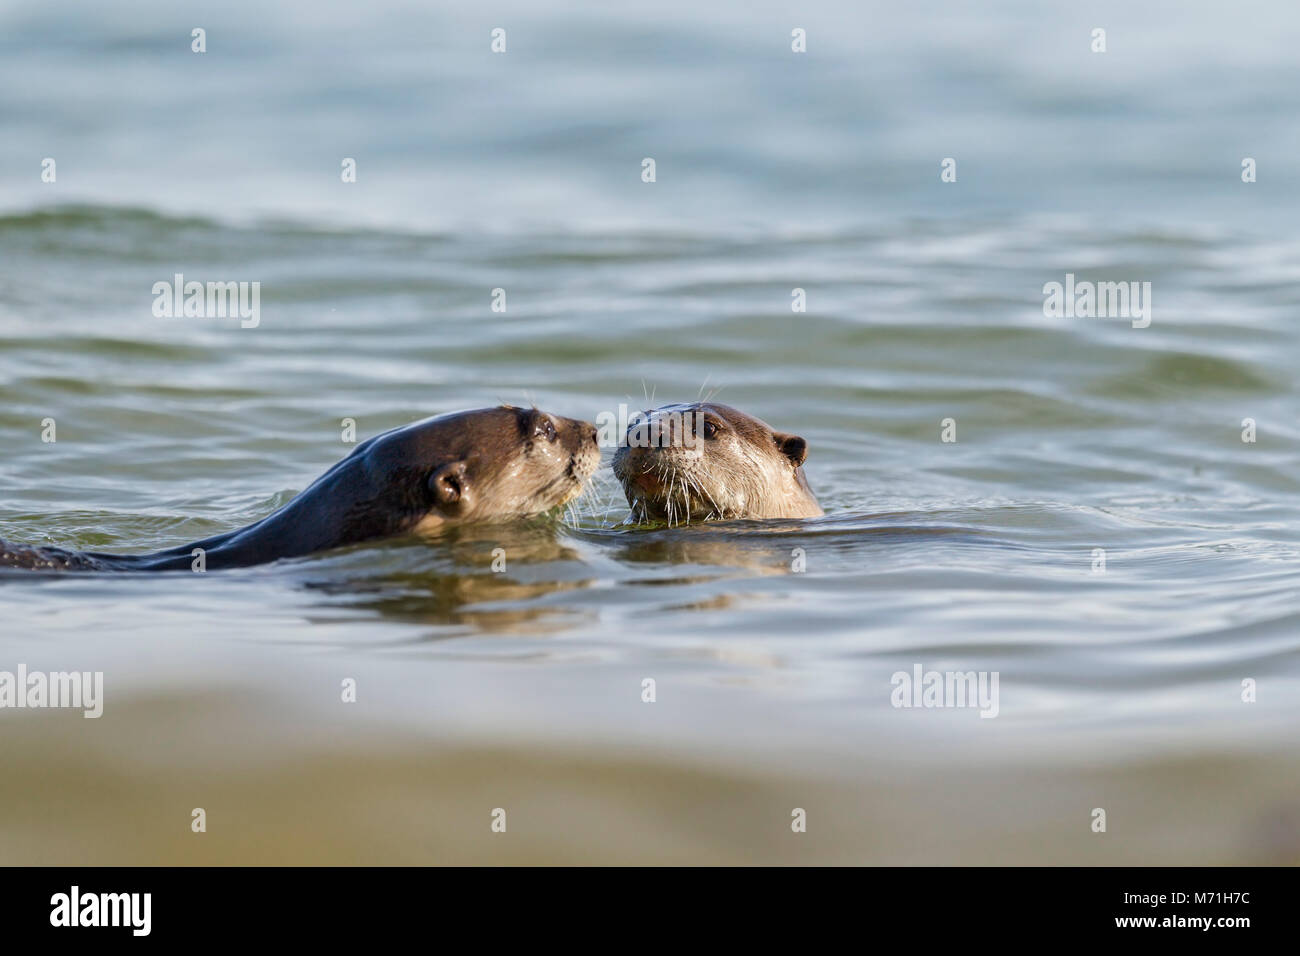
(773, 432, 808, 467)
(428, 460, 470, 509)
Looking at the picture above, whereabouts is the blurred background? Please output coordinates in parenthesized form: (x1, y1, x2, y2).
(1, 0, 1299, 864)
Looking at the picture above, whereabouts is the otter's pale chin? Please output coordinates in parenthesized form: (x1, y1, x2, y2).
(554, 481, 583, 508)
(411, 512, 447, 535)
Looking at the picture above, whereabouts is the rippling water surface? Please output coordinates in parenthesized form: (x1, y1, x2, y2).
(2, 0, 1299, 864)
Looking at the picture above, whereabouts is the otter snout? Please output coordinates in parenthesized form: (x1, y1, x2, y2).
(557, 414, 601, 477)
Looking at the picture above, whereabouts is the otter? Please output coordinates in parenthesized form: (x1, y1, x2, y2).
(0, 406, 600, 572)
(612, 402, 822, 525)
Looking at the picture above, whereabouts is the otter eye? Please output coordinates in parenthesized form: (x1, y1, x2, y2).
(703, 419, 719, 440)
(536, 418, 558, 443)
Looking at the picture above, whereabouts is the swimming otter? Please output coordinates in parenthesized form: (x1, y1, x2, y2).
(612, 402, 822, 525)
(0, 406, 600, 571)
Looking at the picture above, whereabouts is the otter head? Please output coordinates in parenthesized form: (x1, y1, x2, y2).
(374, 406, 600, 533)
(611, 402, 822, 525)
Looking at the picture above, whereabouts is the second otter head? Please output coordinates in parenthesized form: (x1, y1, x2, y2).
(611, 402, 823, 525)
(355, 405, 601, 534)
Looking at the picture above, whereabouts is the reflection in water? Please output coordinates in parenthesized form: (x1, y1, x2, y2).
(277, 509, 988, 634)
(296, 518, 596, 634)
(576, 511, 988, 587)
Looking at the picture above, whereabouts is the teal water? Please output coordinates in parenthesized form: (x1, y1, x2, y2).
(1, 1, 1298, 863)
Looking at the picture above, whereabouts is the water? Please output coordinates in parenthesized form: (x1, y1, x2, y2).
(2, 0, 1299, 864)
